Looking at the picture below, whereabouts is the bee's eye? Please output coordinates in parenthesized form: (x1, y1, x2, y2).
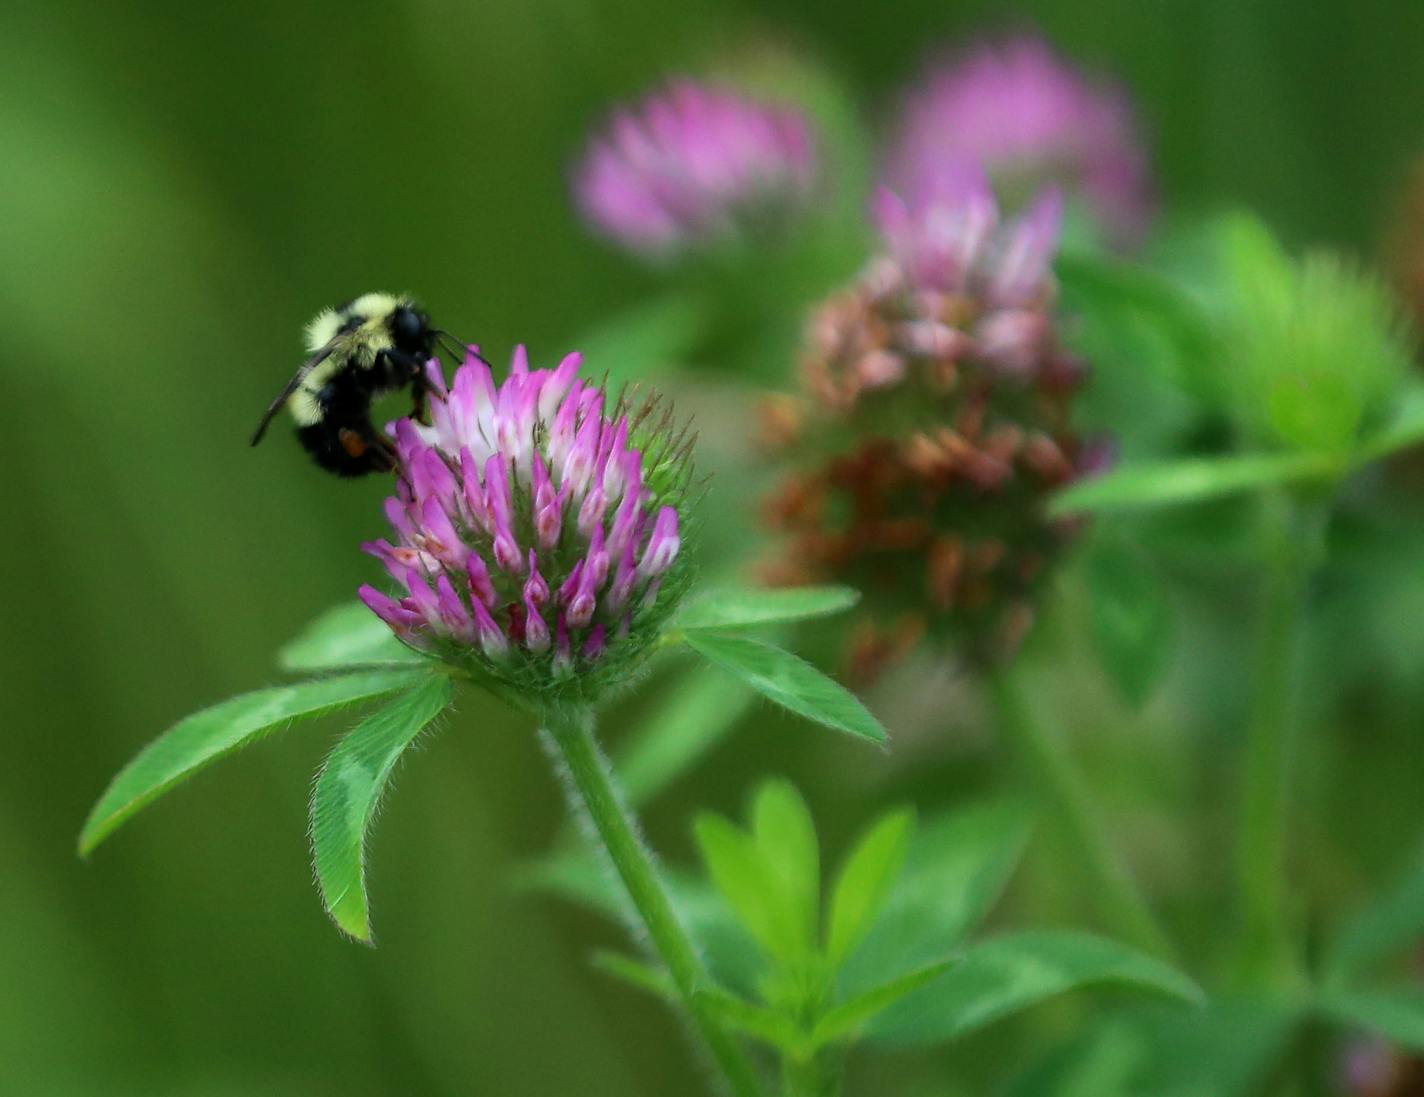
(391, 307, 424, 344)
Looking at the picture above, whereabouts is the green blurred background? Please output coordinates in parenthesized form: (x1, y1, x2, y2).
(5, 0, 1424, 1093)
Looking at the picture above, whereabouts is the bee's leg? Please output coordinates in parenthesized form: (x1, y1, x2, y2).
(379, 348, 432, 424)
(406, 359, 432, 425)
(369, 433, 399, 472)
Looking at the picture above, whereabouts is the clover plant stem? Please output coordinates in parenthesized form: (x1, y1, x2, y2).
(781, 1047, 842, 1097)
(1234, 495, 1326, 990)
(988, 667, 1175, 960)
(543, 705, 767, 1097)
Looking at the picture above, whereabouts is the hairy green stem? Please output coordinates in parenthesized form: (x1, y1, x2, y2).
(1233, 497, 1324, 990)
(543, 706, 766, 1097)
(988, 667, 1176, 960)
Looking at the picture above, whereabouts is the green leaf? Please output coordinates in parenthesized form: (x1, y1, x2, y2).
(676, 586, 860, 632)
(79, 668, 428, 856)
(825, 808, 915, 969)
(310, 673, 453, 942)
(1004, 997, 1297, 1097)
(278, 601, 418, 672)
(589, 950, 677, 1005)
(1316, 988, 1424, 1050)
(751, 780, 820, 958)
(1084, 536, 1175, 706)
(693, 988, 798, 1049)
(683, 632, 886, 743)
(693, 813, 796, 964)
(1356, 382, 1424, 465)
(838, 798, 1032, 996)
(867, 930, 1204, 1047)
(1056, 250, 1219, 403)
(615, 668, 755, 806)
(811, 959, 955, 1047)
(1326, 838, 1424, 986)
(1049, 452, 1337, 517)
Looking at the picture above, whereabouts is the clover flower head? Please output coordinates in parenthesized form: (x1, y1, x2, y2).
(359, 347, 695, 704)
(886, 34, 1153, 246)
(763, 167, 1094, 678)
(574, 79, 819, 259)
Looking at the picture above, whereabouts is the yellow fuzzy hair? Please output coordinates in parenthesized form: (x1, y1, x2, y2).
(287, 292, 412, 425)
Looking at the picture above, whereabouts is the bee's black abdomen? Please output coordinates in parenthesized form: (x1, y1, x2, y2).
(297, 368, 398, 477)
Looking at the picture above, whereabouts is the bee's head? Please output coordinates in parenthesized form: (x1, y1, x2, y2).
(390, 304, 434, 356)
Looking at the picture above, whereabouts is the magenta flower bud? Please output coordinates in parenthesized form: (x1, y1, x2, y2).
(577, 485, 608, 537)
(531, 452, 554, 509)
(466, 554, 496, 609)
(470, 597, 508, 659)
(402, 567, 443, 631)
(600, 420, 631, 500)
(585, 524, 610, 588)
(540, 352, 582, 421)
(419, 496, 469, 569)
(383, 496, 417, 543)
(567, 561, 599, 629)
(606, 459, 645, 558)
(557, 559, 585, 610)
(546, 380, 582, 472)
(637, 505, 681, 578)
(483, 454, 523, 574)
(393, 418, 425, 471)
(564, 409, 602, 498)
(537, 486, 570, 552)
(885, 33, 1154, 247)
(524, 551, 550, 607)
(424, 448, 461, 509)
(359, 346, 695, 705)
(574, 79, 821, 259)
(358, 584, 422, 637)
(362, 539, 411, 583)
(606, 544, 638, 616)
(523, 594, 551, 653)
(434, 574, 476, 642)
(458, 447, 492, 534)
(422, 357, 449, 398)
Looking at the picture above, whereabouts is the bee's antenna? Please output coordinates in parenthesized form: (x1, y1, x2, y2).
(434, 330, 492, 370)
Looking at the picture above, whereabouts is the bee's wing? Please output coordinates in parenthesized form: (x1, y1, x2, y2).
(250, 342, 338, 445)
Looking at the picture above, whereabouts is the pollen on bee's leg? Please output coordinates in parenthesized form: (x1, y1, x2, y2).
(338, 429, 369, 459)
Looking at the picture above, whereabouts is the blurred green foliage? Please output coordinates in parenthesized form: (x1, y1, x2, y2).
(8, 0, 1424, 1094)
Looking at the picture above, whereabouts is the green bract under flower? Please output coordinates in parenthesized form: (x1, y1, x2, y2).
(360, 346, 696, 707)
(1224, 215, 1414, 457)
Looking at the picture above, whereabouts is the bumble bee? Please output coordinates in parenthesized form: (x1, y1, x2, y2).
(251, 292, 460, 477)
